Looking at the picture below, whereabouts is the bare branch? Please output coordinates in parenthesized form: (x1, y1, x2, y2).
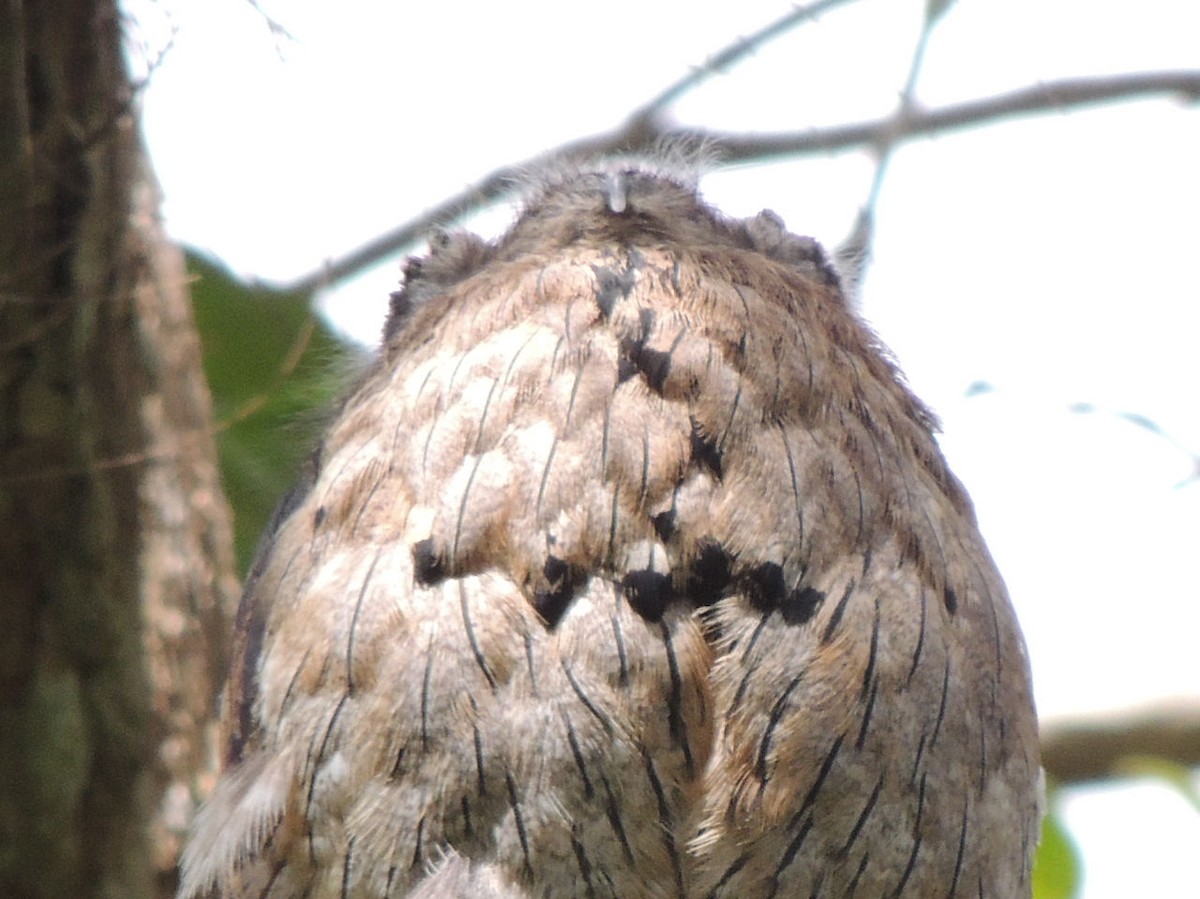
(632, 0, 863, 120)
(1068, 402, 1200, 488)
(286, 1, 862, 296)
(1041, 700, 1200, 786)
(703, 70, 1200, 161)
(288, 69, 1200, 295)
(838, 0, 950, 290)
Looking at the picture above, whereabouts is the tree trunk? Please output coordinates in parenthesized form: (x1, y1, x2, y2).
(0, 2, 238, 896)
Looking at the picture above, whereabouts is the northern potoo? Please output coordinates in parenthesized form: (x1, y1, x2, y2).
(179, 161, 1042, 898)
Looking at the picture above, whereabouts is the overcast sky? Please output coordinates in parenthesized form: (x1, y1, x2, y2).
(125, 0, 1200, 894)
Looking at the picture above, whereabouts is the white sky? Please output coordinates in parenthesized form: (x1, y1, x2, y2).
(125, 0, 1200, 894)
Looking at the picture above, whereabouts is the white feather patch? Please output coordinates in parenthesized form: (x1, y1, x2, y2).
(177, 750, 296, 898)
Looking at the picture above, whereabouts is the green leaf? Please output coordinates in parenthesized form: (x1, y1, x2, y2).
(188, 251, 362, 572)
(1033, 804, 1082, 899)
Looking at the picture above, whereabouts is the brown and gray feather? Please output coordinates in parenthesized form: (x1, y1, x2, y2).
(179, 162, 1041, 898)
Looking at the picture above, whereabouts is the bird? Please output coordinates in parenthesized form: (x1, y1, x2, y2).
(178, 158, 1042, 898)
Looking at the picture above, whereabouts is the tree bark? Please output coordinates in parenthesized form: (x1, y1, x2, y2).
(0, 2, 238, 896)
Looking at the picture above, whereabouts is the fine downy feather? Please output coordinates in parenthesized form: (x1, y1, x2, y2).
(179, 160, 1041, 898)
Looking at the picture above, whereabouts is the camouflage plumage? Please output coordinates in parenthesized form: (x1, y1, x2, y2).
(179, 163, 1041, 898)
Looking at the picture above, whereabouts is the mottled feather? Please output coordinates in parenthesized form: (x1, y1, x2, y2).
(179, 161, 1040, 898)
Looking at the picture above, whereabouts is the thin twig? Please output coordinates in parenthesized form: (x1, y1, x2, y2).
(287, 68, 1200, 295)
(705, 70, 1200, 160)
(1067, 401, 1200, 488)
(1041, 700, 1200, 786)
(632, 0, 863, 120)
(838, 0, 954, 292)
(286, 2, 863, 295)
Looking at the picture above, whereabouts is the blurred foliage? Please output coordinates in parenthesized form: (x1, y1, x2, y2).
(1033, 793, 1082, 899)
(1117, 757, 1200, 816)
(189, 251, 360, 571)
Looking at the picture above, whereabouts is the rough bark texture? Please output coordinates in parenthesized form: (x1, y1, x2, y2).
(0, 2, 238, 897)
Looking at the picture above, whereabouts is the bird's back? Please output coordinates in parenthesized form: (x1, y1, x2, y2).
(179, 163, 1041, 898)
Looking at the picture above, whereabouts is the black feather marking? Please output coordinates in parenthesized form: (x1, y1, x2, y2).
(931, 658, 951, 746)
(943, 585, 958, 615)
(472, 376, 502, 453)
(756, 669, 807, 784)
(648, 326, 694, 399)
(821, 579, 857, 644)
(305, 693, 351, 819)
(533, 555, 580, 628)
(600, 774, 635, 865)
(505, 771, 534, 878)
(643, 755, 686, 897)
(659, 620, 695, 777)
(564, 662, 614, 734)
(275, 644, 310, 724)
(622, 569, 673, 622)
(777, 424, 805, 546)
(861, 595, 881, 700)
(794, 733, 845, 824)
(846, 853, 870, 895)
(857, 673, 880, 751)
(637, 426, 652, 509)
(410, 817, 426, 872)
(591, 261, 638, 318)
(617, 351, 638, 384)
(706, 854, 748, 899)
(651, 508, 677, 542)
(411, 538, 445, 585)
(782, 585, 824, 625)
(638, 346, 672, 393)
(460, 580, 498, 690)
(611, 612, 630, 687)
(420, 639, 434, 752)
(907, 586, 929, 686)
(341, 836, 355, 899)
(349, 470, 386, 537)
(535, 430, 560, 518)
(345, 549, 382, 694)
(562, 710, 594, 800)
(390, 743, 407, 780)
(909, 732, 927, 788)
(226, 589, 269, 766)
(472, 699, 487, 796)
(690, 417, 724, 478)
(891, 775, 926, 896)
(688, 541, 732, 608)
(849, 464, 867, 545)
(840, 775, 885, 856)
(743, 561, 787, 614)
(461, 795, 475, 840)
(562, 360, 588, 430)
(570, 826, 599, 899)
(771, 813, 816, 890)
(606, 483, 620, 565)
(947, 797, 971, 898)
(727, 615, 773, 721)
